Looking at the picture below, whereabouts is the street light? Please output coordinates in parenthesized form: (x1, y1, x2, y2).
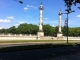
(62, 10, 75, 44)
(64, 0, 75, 43)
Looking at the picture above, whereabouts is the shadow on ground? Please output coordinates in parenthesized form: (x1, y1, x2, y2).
(0, 44, 80, 60)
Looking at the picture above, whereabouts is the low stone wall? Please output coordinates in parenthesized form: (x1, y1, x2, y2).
(0, 34, 37, 37)
(0, 36, 40, 40)
(0, 34, 39, 40)
(63, 37, 80, 40)
(0, 34, 80, 40)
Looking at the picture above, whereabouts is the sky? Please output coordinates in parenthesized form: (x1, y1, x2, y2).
(0, 0, 80, 29)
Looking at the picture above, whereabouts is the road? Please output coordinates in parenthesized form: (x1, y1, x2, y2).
(0, 41, 80, 48)
(0, 45, 80, 60)
(0, 42, 66, 48)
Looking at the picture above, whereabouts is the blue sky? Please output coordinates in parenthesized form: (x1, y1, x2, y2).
(0, 0, 80, 29)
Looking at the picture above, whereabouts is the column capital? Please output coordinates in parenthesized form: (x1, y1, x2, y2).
(58, 9, 62, 15)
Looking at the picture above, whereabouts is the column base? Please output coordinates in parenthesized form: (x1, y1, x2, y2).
(37, 31, 44, 37)
(57, 32, 63, 40)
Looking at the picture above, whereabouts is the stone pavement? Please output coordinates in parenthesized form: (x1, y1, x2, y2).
(0, 45, 80, 60)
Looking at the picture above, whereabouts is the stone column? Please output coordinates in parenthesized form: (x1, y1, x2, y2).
(39, 2, 43, 31)
(57, 10, 63, 40)
(37, 2, 44, 37)
(58, 10, 62, 33)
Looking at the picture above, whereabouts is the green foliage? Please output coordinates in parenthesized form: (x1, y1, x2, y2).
(0, 23, 80, 36)
(43, 24, 57, 36)
(8, 26, 16, 34)
(62, 26, 67, 36)
(17, 23, 38, 34)
(64, 0, 80, 10)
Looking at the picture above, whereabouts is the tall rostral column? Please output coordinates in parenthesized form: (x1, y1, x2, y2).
(37, 2, 44, 37)
(57, 10, 63, 40)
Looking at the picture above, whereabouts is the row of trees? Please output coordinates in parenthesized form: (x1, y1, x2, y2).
(63, 26, 80, 36)
(0, 23, 80, 37)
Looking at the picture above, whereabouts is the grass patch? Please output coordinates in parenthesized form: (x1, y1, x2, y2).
(0, 40, 65, 43)
(0, 40, 80, 43)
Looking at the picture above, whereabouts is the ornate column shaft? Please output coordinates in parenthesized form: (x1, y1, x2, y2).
(37, 2, 44, 37)
(58, 10, 62, 33)
(57, 9, 63, 40)
(39, 2, 44, 31)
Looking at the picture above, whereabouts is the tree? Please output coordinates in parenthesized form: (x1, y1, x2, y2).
(54, 26, 58, 37)
(14, 0, 23, 4)
(50, 26, 55, 36)
(64, 0, 80, 11)
(43, 24, 51, 36)
(62, 26, 67, 36)
(0, 23, 80, 36)
(17, 23, 38, 34)
(17, 23, 28, 34)
(8, 26, 17, 34)
(0, 29, 5, 34)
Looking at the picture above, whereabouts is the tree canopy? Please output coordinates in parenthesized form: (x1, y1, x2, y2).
(0, 23, 80, 37)
(64, 0, 80, 11)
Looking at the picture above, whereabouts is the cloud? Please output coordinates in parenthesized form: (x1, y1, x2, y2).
(0, 19, 11, 23)
(52, 25, 55, 27)
(0, 27, 3, 29)
(7, 16, 15, 19)
(24, 5, 37, 11)
(19, 21, 24, 24)
(76, 15, 80, 18)
(27, 5, 37, 9)
(24, 7, 29, 11)
(14, 24, 19, 28)
(14, 21, 25, 28)
(44, 18, 48, 20)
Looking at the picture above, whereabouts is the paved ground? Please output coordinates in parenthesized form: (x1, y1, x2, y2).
(0, 46, 80, 60)
(0, 41, 80, 60)
(0, 41, 80, 48)
(0, 42, 65, 48)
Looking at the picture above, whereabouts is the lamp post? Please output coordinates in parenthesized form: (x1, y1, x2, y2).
(64, 0, 75, 43)
(62, 10, 75, 43)
(66, 13, 69, 44)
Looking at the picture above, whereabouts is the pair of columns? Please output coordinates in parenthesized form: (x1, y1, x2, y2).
(38, 2, 63, 37)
